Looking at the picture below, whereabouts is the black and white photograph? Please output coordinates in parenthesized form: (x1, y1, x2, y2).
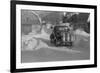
(21, 10, 90, 63)
(11, 1, 97, 72)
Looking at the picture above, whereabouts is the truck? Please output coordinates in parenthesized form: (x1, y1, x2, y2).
(50, 24, 74, 48)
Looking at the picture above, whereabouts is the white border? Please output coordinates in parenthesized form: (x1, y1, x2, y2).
(16, 4, 94, 69)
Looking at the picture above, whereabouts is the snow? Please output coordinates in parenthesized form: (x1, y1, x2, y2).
(74, 29, 89, 37)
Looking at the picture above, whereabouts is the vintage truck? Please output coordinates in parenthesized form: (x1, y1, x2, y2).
(50, 23, 74, 48)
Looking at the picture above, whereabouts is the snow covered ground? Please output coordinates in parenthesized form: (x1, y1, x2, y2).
(21, 28, 89, 51)
(21, 29, 90, 63)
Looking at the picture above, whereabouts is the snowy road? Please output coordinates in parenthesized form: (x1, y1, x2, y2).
(21, 29, 90, 63)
